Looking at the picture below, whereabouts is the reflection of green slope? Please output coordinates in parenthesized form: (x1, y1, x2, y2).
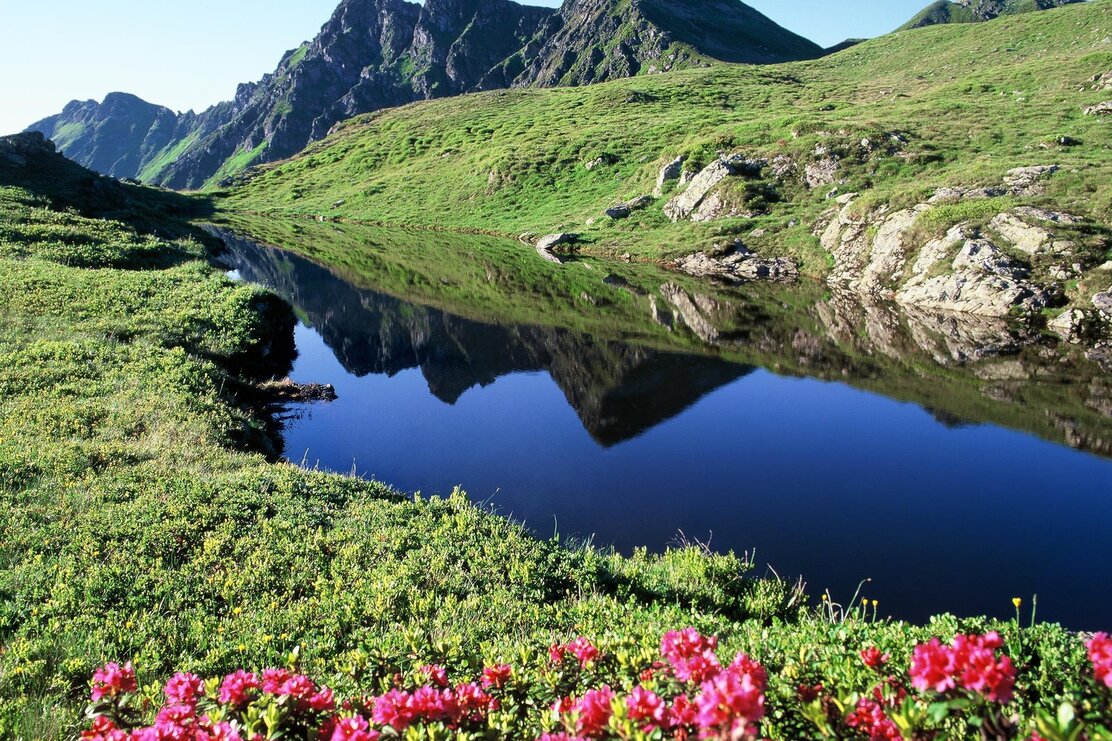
(213, 213, 785, 351)
(214, 216, 1112, 458)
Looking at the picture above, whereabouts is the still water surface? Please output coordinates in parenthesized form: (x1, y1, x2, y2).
(220, 225, 1112, 629)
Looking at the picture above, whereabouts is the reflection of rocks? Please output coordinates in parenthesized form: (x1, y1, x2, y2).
(817, 290, 1023, 366)
(660, 283, 721, 343)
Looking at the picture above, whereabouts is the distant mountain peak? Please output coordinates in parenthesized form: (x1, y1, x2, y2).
(899, 0, 1085, 31)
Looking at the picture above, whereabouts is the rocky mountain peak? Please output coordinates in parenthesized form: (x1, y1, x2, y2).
(28, 0, 824, 188)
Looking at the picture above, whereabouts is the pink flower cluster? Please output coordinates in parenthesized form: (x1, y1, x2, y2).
(909, 632, 1015, 703)
(85, 666, 337, 741)
(91, 662, 138, 702)
(661, 628, 721, 684)
(371, 682, 497, 731)
(550, 637, 601, 669)
(1088, 632, 1112, 689)
(845, 678, 907, 741)
(549, 629, 767, 740)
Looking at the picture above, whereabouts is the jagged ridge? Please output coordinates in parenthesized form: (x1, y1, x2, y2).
(27, 0, 819, 190)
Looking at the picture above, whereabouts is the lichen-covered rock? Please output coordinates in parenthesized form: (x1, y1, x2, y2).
(896, 270, 1049, 317)
(988, 210, 1075, 255)
(1094, 289, 1112, 316)
(819, 180, 1065, 318)
(662, 155, 762, 222)
(1003, 165, 1059, 195)
(804, 157, 839, 189)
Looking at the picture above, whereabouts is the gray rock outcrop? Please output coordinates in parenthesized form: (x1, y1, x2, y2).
(663, 155, 762, 222)
(817, 173, 1082, 318)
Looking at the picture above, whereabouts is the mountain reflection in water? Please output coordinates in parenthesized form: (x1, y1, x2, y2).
(216, 223, 1112, 629)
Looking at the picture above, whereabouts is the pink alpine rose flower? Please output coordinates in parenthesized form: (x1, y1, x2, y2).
(1087, 632, 1112, 688)
(164, 672, 206, 705)
(909, 639, 956, 693)
(219, 670, 260, 707)
(481, 663, 512, 689)
(90, 661, 138, 702)
(331, 715, 380, 741)
(626, 686, 666, 728)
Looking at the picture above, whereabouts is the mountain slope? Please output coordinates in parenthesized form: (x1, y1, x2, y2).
(27, 0, 820, 189)
(482, 0, 821, 88)
(898, 0, 1085, 30)
(223, 0, 1112, 236)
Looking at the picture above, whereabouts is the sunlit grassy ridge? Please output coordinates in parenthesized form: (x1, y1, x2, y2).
(222, 0, 1112, 270)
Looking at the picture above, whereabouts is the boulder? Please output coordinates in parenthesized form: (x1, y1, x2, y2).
(1049, 309, 1088, 344)
(672, 244, 798, 283)
(804, 157, 839, 188)
(1094, 290, 1112, 316)
(690, 192, 734, 222)
(605, 195, 652, 219)
(535, 233, 578, 263)
(536, 232, 578, 251)
(653, 155, 685, 196)
(584, 154, 616, 170)
(1083, 101, 1112, 116)
(1088, 71, 1112, 90)
(663, 155, 762, 222)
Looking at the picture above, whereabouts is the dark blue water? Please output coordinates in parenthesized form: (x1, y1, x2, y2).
(221, 229, 1112, 630)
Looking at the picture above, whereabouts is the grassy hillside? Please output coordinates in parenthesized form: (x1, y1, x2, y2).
(222, 0, 1112, 275)
(1, 136, 1109, 738)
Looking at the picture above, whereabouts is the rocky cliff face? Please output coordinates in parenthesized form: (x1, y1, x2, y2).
(899, 0, 1084, 31)
(28, 0, 819, 189)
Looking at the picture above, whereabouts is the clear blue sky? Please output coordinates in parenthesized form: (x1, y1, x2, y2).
(0, 0, 931, 135)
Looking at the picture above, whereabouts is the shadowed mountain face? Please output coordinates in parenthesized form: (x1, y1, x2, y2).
(219, 231, 752, 446)
(899, 0, 1084, 30)
(27, 0, 819, 190)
